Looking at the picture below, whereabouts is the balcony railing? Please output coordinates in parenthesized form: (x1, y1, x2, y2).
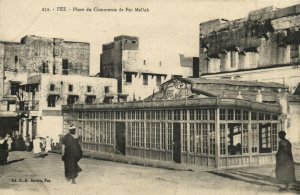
(16, 100, 39, 111)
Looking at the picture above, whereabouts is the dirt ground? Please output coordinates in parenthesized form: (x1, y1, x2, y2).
(0, 151, 299, 195)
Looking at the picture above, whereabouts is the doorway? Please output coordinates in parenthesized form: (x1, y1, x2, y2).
(115, 122, 126, 155)
(173, 123, 181, 163)
(228, 123, 242, 155)
(259, 123, 271, 153)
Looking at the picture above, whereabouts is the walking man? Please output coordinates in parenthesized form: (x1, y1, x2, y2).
(0, 134, 8, 165)
(61, 126, 83, 184)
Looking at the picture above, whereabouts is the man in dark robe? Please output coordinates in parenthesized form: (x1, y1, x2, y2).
(276, 131, 296, 191)
(62, 126, 83, 184)
(0, 134, 8, 165)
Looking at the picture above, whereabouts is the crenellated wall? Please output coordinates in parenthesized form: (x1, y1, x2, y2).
(200, 4, 300, 74)
(0, 35, 90, 76)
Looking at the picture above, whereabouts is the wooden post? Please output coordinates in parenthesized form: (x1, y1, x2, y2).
(215, 108, 220, 168)
(187, 109, 190, 164)
(248, 110, 252, 166)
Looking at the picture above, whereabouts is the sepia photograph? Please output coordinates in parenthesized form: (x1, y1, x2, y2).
(0, 0, 300, 194)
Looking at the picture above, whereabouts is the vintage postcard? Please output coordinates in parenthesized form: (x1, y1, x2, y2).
(0, 0, 300, 194)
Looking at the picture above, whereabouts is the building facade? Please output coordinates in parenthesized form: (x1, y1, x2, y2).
(62, 78, 284, 168)
(199, 4, 300, 90)
(100, 35, 195, 101)
(17, 74, 117, 143)
(0, 35, 118, 142)
(198, 5, 300, 159)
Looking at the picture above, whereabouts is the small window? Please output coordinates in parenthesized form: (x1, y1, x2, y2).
(62, 59, 69, 69)
(143, 60, 146, 65)
(42, 62, 49, 73)
(143, 74, 148, 85)
(53, 64, 56, 75)
(62, 59, 69, 75)
(126, 73, 132, 83)
(14, 56, 19, 64)
(105, 86, 109, 93)
(50, 84, 55, 91)
(87, 86, 92, 93)
(68, 85, 73, 92)
(156, 76, 161, 86)
(132, 40, 136, 44)
(10, 82, 19, 95)
(47, 96, 56, 107)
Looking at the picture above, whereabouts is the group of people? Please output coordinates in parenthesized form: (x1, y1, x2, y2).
(0, 133, 54, 164)
(0, 134, 13, 165)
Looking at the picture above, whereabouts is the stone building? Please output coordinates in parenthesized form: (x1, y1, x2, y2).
(199, 4, 300, 90)
(100, 35, 195, 101)
(17, 74, 117, 143)
(0, 35, 117, 141)
(1, 35, 90, 76)
(198, 4, 300, 160)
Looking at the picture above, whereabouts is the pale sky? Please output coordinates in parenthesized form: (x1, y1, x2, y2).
(0, 0, 299, 75)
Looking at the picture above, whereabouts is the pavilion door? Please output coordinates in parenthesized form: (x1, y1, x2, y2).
(227, 123, 242, 155)
(115, 122, 126, 155)
(173, 123, 181, 163)
(259, 123, 271, 153)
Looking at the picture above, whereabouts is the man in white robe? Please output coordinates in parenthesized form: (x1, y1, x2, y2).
(33, 136, 42, 157)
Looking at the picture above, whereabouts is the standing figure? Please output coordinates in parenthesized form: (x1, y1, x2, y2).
(276, 131, 296, 190)
(40, 137, 46, 157)
(62, 126, 83, 184)
(0, 134, 8, 165)
(33, 136, 42, 157)
(5, 134, 12, 163)
(25, 135, 31, 152)
(45, 136, 53, 154)
(6, 134, 12, 151)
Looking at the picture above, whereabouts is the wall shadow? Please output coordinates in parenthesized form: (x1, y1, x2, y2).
(7, 158, 25, 165)
(207, 170, 300, 192)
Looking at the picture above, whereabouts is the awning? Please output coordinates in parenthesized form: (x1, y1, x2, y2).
(48, 94, 60, 99)
(85, 94, 96, 97)
(9, 80, 22, 84)
(118, 94, 129, 97)
(68, 95, 79, 100)
(0, 111, 18, 117)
